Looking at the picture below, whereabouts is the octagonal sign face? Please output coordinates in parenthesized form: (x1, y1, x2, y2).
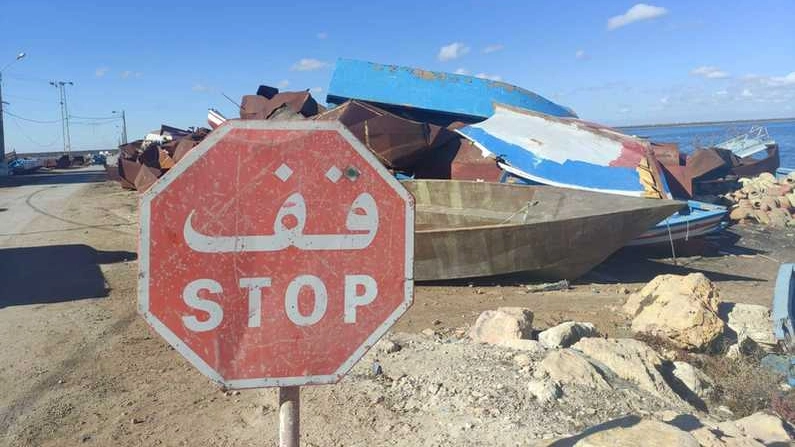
(138, 121, 414, 389)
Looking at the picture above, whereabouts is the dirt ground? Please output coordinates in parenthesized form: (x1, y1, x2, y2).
(0, 169, 792, 446)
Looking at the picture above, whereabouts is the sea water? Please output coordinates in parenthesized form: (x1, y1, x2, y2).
(621, 119, 795, 169)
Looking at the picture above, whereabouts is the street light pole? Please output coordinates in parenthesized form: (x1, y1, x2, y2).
(0, 52, 27, 176)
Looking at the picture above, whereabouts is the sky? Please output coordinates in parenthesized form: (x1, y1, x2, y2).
(1, 1, 794, 153)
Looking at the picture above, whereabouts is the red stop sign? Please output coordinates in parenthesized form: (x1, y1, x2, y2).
(138, 121, 414, 389)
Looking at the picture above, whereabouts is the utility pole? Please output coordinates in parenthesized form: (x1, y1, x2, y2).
(0, 52, 27, 176)
(50, 80, 74, 156)
(113, 110, 127, 144)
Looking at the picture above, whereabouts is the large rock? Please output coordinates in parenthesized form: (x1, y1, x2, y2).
(535, 349, 611, 390)
(538, 321, 598, 349)
(717, 412, 794, 445)
(670, 361, 714, 399)
(469, 307, 533, 345)
(573, 419, 699, 446)
(623, 273, 725, 350)
(721, 303, 777, 349)
(498, 338, 546, 353)
(572, 338, 681, 402)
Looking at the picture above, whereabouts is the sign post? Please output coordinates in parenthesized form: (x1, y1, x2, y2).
(138, 121, 414, 445)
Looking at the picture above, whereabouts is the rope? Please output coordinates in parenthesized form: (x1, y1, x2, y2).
(665, 218, 677, 265)
(499, 200, 539, 224)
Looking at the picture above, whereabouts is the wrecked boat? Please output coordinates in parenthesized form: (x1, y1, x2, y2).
(457, 104, 669, 198)
(405, 180, 683, 281)
(327, 58, 577, 126)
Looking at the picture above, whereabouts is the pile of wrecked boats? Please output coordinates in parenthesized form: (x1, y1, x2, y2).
(107, 59, 788, 282)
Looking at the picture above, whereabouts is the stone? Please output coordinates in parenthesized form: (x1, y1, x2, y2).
(538, 321, 598, 349)
(469, 307, 534, 345)
(573, 419, 699, 446)
(513, 353, 532, 368)
(376, 338, 402, 354)
(721, 303, 776, 349)
(421, 328, 437, 337)
(498, 339, 546, 353)
(572, 338, 682, 402)
(527, 379, 561, 403)
(670, 361, 714, 399)
(535, 349, 610, 390)
(623, 273, 725, 350)
(719, 412, 794, 445)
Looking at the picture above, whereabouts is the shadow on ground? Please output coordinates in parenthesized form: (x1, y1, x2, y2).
(0, 169, 107, 188)
(0, 244, 135, 307)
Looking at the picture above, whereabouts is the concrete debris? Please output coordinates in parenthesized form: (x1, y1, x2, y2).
(623, 273, 725, 351)
(538, 321, 598, 349)
(723, 172, 795, 228)
(527, 379, 562, 403)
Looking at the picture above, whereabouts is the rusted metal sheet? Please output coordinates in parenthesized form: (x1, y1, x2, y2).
(133, 165, 161, 192)
(137, 120, 413, 388)
(413, 137, 502, 182)
(732, 145, 780, 177)
(240, 91, 322, 120)
(119, 158, 142, 187)
(315, 100, 457, 171)
(686, 147, 737, 182)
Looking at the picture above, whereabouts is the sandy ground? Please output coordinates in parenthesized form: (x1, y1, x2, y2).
(0, 169, 792, 446)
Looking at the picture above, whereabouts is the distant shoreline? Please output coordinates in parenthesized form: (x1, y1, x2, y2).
(616, 117, 795, 130)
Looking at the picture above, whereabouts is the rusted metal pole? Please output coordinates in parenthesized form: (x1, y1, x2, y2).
(278, 386, 300, 447)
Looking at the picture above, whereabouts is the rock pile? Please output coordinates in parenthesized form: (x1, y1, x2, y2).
(724, 172, 795, 227)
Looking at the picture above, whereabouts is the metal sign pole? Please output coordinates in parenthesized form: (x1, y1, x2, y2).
(278, 386, 300, 447)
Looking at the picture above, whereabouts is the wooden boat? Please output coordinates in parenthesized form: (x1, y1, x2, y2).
(405, 180, 684, 281)
(327, 59, 577, 125)
(625, 200, 726, 247)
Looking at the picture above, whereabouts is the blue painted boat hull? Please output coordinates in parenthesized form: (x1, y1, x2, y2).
(327, 59, 577, 125)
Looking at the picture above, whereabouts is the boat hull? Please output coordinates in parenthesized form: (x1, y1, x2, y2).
(405, 180, 683, 281)
(327, 59, 577, 125)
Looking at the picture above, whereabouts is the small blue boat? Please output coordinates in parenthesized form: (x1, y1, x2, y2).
(624, 200, 727, 247)
(326, 58, 577, 125)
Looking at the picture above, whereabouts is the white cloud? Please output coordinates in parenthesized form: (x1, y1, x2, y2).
(741, 88, 753, 97)
(277, 79, 290, 88)
(482, 44, 504, 54)
(310, 86, 323, 93)
(767, 72, 795, 86)
(660, 96, 669, 104)
(454, 68, 469, 75)
(690, 66, 729, 79)
(714, 90, 728, 96)
(316, 32, 328, 39)
(291, 58, 329, 71)
(95, 67, 109, 78)
(607, 4, 668, 30)
(192, 83, 209, 92)
(575, 50, 588, 60)
(475, 73, 502, 81)
(438, 42, 470, 61)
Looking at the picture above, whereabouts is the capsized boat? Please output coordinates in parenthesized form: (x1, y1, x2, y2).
(404, 180, 684, 281)
(457, 104, 670, 198)
(327, 59, 577, 126)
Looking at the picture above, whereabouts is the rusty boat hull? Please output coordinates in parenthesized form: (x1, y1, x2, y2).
(405, 180, 684, 281)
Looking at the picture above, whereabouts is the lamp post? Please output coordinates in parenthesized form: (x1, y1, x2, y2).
(0, 52, 26, 176)
(112, 110, 127, 145)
